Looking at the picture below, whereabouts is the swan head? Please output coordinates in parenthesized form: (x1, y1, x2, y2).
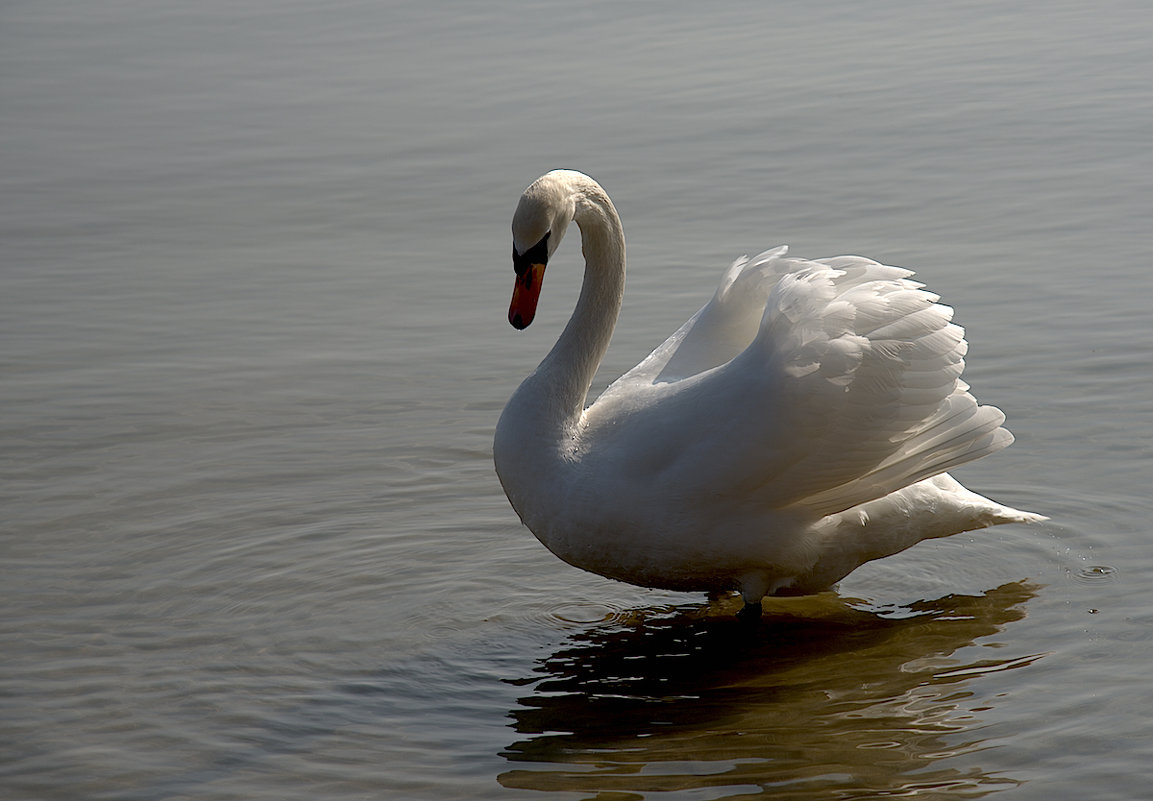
(508, 171, 579, 329)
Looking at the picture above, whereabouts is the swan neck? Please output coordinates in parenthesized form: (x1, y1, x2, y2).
(538, 185, 626, 426)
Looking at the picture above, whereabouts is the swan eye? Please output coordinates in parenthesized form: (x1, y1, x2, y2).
(513, 231, 550, 276)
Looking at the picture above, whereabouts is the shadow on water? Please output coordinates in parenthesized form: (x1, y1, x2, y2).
(500, 582, 1043, 800)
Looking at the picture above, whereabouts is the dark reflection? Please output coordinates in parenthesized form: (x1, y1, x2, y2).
(500, 583, 1041, 799)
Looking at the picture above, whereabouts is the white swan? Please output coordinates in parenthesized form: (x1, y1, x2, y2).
(494, 170, 1044, 614)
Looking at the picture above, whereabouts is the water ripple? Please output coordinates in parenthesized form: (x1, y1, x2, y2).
(1069, 564, 1119, 584)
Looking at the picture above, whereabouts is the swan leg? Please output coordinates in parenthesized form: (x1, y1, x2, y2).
(737, 600, 763, 621)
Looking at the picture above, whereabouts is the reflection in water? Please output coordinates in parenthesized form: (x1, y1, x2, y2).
(500, 584, 1042, 799)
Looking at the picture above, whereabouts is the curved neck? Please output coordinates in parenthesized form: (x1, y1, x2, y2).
(525, 183, 626, 432)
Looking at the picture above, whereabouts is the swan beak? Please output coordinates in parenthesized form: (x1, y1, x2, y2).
(509, 262, 546, 329)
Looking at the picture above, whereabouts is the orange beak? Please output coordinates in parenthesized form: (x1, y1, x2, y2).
(509, 262, 546, 330)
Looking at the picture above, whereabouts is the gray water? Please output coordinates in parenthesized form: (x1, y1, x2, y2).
(3, 1, 1151, 799)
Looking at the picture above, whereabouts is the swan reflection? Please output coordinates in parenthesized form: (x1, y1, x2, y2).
(500, 583, 1041, 799)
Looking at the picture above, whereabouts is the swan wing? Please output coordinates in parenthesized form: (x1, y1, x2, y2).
(601, 246, 791, 394)
(584, 255, 1014, 519)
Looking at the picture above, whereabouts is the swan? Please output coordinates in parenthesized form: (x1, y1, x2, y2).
(494, 170, 1044, 615)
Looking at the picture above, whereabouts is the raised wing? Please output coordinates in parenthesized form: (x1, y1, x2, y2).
(584, 252, 1014, 519)
(600, 246, 790, 395)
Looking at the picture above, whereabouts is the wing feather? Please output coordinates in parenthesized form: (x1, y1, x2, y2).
(584, 249, 1014, 520)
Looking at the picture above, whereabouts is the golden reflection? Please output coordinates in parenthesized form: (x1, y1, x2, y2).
(500, 583, 1041, 799)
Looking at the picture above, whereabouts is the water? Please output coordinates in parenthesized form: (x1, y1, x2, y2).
(2, 1, 1151, 798)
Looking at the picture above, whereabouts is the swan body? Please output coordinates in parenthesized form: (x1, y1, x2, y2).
(494, 170, 1044, 606)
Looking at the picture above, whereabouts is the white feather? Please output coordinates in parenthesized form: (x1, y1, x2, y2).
(495, 171, 1045, 605)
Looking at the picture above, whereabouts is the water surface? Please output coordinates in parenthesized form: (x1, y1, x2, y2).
(3, 1, 1152, 799)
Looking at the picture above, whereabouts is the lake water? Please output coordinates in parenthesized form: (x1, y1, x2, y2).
(3, 1, 1152, 799)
